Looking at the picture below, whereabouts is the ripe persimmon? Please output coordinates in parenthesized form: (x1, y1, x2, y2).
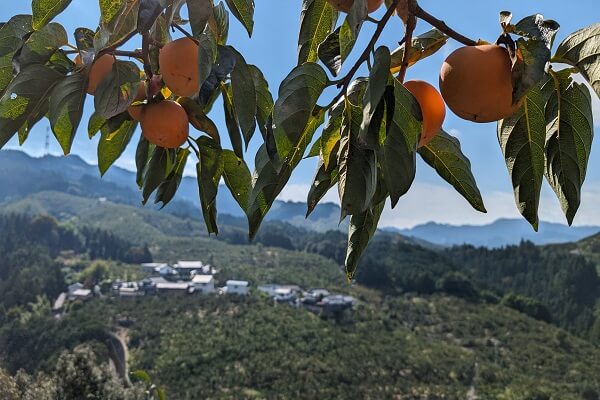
(140, 101, 189, 148)
(86, 54, 115, 95)
(159, 38, 199, 97)
(128, 83, 146, 121)
(326, 0, 384, 13)
(404, 80, 445, 147)
(439, 44, 519, 123)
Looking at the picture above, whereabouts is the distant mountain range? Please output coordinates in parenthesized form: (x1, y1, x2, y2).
(390, 219, 600, 247)
(2, 149, 599, 247)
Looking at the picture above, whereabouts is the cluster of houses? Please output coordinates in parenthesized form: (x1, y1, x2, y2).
(53, 260, 356, 318)
(113, 261, 249, 297)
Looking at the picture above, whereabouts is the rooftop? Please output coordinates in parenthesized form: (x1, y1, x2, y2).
(156, 282, 192, 290)
(175, 261, 204, 269)
(192, 275, 214, 284)
(227, 280, 249, 287)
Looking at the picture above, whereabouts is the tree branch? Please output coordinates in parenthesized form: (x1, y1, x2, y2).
(327, 0, 399, 109)
(397, 15, 416, 83)
(414, 4, 477, 46)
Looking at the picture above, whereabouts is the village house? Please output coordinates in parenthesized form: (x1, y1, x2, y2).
(156, 281, 195, 296)
(222, 280, 249, 295)
(192, 274, 215, 294)
(140, 262, 168, 274)
(67, 282, 93, 301)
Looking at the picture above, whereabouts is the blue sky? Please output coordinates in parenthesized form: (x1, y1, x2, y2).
(2, 1, 600, 228)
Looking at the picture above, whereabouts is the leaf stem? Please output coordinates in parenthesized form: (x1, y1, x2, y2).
(171, 22, 198, 43)
(413, 4, 477, 46)
(326, 0, 399, 109)
(187, 138, 201, 158)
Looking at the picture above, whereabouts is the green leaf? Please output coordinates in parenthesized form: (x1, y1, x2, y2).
(390, 28, 448, 72)
(198, 45, 235, 106)
(307, 157, 338, 217)
(224, 0, 254, 37)
(221, 82, 244, 159)
(95, 0, 140, 51)
(497, 82, 545, 228)
(222, 149, 252, 212)
(0, 64, 62, 149)
(142, 146, 169, 204)
(511, 15, 559, 102)
(306, 137, 321, 158)
(382, 79, 421, 207)
(18, 104, 47, 145)
(249, 65, 273, 138)
(273, 63, 328, 160)
(32, 0, 72, 30)
(0, 15, 33, 49)
(187, 0, 212, 37)
(130, 370, 151, 383)
(542, 69, 594, 225)
(88, 111, 106, 138)
(48, 72, 87, 155)
(230, 47, 257, 147)
(94, 60, 141, 119)
(317, 0, 366, 76)
(135, 135, 151, 188)
(15, 22, 67, 72)
(99, 0, 126, 25)
(248, 108, 325, 238)
(97, 113, 137, 176)
(138, 0, 164, 32)
(178, 97, 220, 144)
(197, 136, 223, 234)
(419, 129, 486, 214)
(197, 29, 217, 88)
(0, 53, 16, 98)
(320, 99, 343, 171)
(360, 46, 390, 142)
(298, 0, 338, 65)
(208, 1, 229, 45)
(156, 147, 189, 207)
(553, 23, 600, 99)
(164, 0, 186, 26)
(338, 96, 377, 217)
(345, 201, 384, 281)
(74, 27, 95, 53)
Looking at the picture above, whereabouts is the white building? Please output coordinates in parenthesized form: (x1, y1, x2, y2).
(192, 274, 215, 294)
(156, 282, 194, 295)
(140, 262, 167, 274)
(174, 261, 216, 275)
(223, 280, 249, 295)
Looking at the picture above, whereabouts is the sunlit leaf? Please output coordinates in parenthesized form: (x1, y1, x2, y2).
(419, 129, 486, 214)
(542, 69, 593, 224)
(298, 0, 338, 64)
(553, 23, 600, 99)
(48, 72, 87, 155)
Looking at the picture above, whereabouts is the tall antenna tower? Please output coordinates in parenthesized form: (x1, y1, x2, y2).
(44, 127, 50, 156)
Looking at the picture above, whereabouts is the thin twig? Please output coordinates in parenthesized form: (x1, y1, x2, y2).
(397, 15, 416, 83)
(326, 0, 399, 109)
(414, 4, 477, 46)
(141, 33, 153, 80)
(171, 22, 197, 43)
(187, 138, 200, 158)
(63, 48, 143, 59)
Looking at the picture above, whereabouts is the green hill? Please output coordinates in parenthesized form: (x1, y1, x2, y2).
(3, 192, 600, 398)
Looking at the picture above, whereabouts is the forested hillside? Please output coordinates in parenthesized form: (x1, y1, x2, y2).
(3, 196, 600, 397)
